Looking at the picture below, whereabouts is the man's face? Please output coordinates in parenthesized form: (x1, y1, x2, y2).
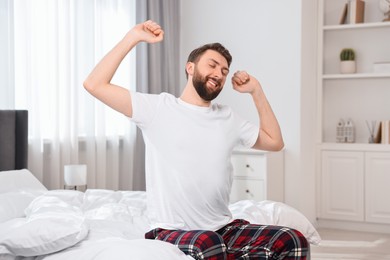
(192, 50, 229, 101)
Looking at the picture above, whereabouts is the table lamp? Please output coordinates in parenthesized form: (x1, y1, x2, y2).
(64, 164, 87, 191)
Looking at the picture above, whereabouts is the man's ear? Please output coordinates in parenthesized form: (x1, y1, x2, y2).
(186, 62, 194, 77)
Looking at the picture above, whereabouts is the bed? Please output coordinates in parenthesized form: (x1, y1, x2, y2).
(0, 110, 320, 259)
(0, 110, 28, 172)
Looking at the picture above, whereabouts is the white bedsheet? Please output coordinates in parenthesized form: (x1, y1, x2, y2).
(0, 189, 320, 259)
(35, 238, 193, 260)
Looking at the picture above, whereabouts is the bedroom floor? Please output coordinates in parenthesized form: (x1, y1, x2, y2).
(310, 228, 390, 260)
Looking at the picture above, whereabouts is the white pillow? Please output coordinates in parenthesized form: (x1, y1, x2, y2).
(0, 169, 47, 193)
(33, 189, 84, 208)
(0, 195, 88, 257)
(119, 191, 148, 216)
(229, 200, 321, 245)
(0, 190, 45, 223)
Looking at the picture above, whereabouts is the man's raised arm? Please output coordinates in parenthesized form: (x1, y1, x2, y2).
(231, 71, 284, 151)
(83, 20, 164, 117)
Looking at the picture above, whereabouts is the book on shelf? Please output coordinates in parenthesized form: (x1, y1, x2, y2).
(339, 3, 349, 24)
(374, 121, 382, 143)
(375, 120, 390, 144)
(349, 0, 365, 24)
(381, 120, 390, 144)
(373, 120, 390, 144)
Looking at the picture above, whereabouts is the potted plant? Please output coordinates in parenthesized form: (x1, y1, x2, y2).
(340, 48, 356, 74)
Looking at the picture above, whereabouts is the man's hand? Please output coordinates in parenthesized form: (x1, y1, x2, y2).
(128, 20, 164, 44)
(231, 70, 260, 95)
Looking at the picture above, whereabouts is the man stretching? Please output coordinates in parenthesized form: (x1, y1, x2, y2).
(84, 20, 308, 259)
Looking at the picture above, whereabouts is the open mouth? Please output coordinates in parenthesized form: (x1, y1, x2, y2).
(207, 78, 220, 89)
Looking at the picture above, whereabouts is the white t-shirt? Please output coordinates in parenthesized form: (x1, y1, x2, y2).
(130, 92, 258, 231)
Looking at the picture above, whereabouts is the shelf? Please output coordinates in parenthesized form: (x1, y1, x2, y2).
(318, 1, 390, 153)
(319, 143, 390, 152)
(323, 22, 390, 31)
(322, 73, 390, 79)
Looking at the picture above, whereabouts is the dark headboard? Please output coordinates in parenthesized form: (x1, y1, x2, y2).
(0, 110, 28, 171)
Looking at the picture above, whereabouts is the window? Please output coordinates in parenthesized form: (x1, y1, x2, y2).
(12, 0, 136, 138)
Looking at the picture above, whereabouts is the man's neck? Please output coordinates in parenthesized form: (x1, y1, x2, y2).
(180, 84, 211, 107)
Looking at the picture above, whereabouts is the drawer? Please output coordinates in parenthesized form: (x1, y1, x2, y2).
(230, 179, 265, 203)
(231, 154, 266, 179)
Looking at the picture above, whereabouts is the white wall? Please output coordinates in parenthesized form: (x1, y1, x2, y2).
(299, 0, 318, 223)
(180, 0, 317, 223)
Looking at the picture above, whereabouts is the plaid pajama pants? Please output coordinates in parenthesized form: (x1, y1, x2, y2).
(145, 219, 308, 260)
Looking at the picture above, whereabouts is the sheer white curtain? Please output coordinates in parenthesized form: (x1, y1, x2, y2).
(10, 0, 137, 190)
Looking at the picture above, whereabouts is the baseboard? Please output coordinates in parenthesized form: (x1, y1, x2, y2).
(317, 218, 390, 234)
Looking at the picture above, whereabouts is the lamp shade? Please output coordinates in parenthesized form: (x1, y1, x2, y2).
(64, 164, 87, 186)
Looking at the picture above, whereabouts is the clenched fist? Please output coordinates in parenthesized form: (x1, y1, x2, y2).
(128, 20, 164, 44)
(231, 70, 261, 94)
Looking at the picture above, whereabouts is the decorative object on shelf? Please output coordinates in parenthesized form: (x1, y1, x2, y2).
(336, 119, 345, 143)
(64, 164, 87, 191)
(345, 119, 356, 143)
(340, 48, 356, 74)
(379, 0, 390, 21)
(349, 0, 365, 24)
(365, 120, 377, 143)
(373, 61, 390, 73)
(336, 118, 355, 143)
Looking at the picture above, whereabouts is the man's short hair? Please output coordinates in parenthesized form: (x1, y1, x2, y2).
(185, 43, 232, 78)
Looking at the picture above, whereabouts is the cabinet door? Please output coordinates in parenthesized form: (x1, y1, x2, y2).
(320, 151, 364, 221)
(365, 152, 390, 224)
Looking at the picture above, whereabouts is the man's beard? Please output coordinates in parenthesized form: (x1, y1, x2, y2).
(192, 69, 222, 101)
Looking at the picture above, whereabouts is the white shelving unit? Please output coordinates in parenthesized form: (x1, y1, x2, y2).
(317, 0, 390, 233)
(317, 0, 390, 146)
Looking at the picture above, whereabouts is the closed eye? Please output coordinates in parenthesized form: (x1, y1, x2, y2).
(208, 62, 229, 76)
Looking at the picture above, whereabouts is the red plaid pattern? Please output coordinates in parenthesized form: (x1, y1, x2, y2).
(145, 228, 227, 259)
(145, 219, 309, 259)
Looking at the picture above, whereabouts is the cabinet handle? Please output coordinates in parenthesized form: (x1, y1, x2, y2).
(245, 189, 254, 198)
(246, 164, 254, 171)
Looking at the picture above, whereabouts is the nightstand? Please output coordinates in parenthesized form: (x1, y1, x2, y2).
(230, 149, 284, 203)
